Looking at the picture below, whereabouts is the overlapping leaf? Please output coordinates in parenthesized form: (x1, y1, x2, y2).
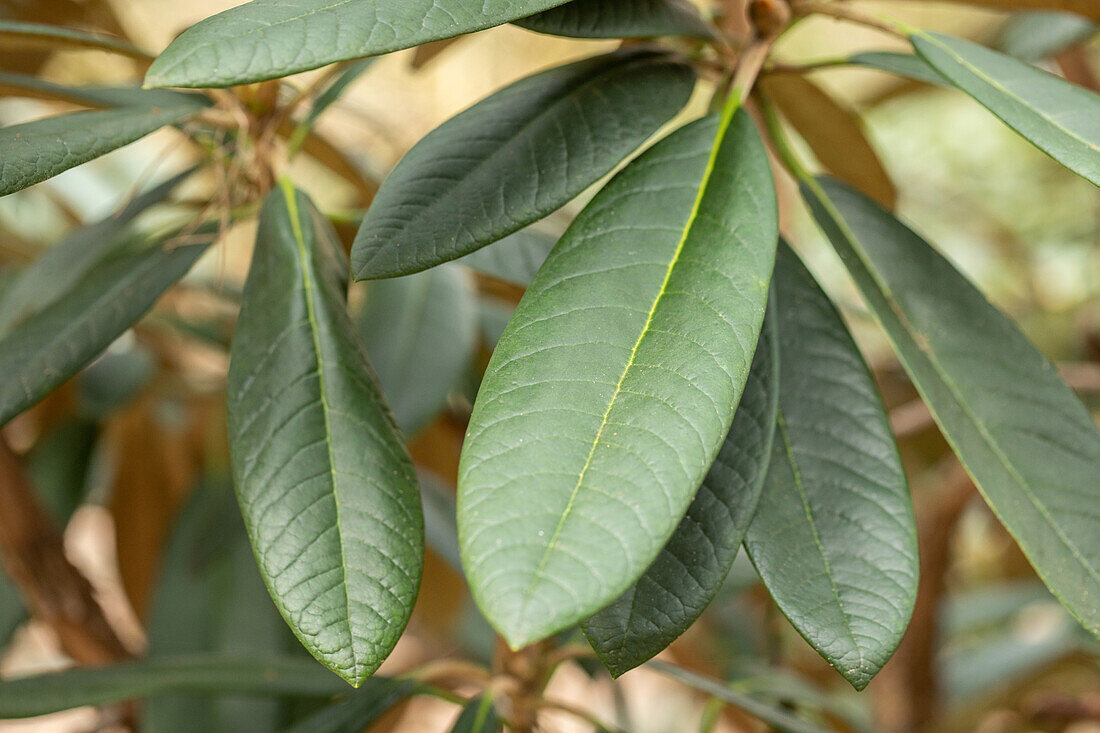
(582, 300, 779, 677)
(227, 182, 423, 686)
(515, 0, 714, 39)
(279, 678, 417, 733)
(744, 243, 917, 690)
(0, 72, 200, 109)
(457, 226, 557, 288)
(846, 52, 946, 86)
(144, 0, 577, 88)
(997, 11, 1096, 61)
(458, 110, 778, 649)
(803, 177, 1100, 639)
(353, 49, 695, 279)
(911, 31, 1100, 187)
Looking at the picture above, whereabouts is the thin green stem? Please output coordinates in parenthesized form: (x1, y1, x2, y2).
(756, 92, 813, 183)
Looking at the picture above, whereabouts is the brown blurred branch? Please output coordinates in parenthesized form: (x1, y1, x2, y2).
(1057, 47, 1100, 93)
(0, 436, 131, 664)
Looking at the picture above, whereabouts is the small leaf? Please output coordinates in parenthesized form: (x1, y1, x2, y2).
(280, 678, 418, 733)
(144, 0, 577, 88)
(353, 49, 695, 279)
(0, 230, 211, 426)
(449, 695, 501, 733)
(582, 301, 779, 677)
(356, 264, 479, 435)
(0, 19, 149, 58)
(911, 31, 1100, 188)
(0, 101, 204, 196)
(456, 226, 557, 288)
(458, 110, 778, 649)
(743, 243, 917, 690)
(803, 176, 1100, 639)
(997, 11, 1096, 61)
(227, 182, 423, 686)
(515, 0, 715, 40)
(763, 74, 897, 209)
(847, 52, 947, 86)
(0, 656, 350, 719)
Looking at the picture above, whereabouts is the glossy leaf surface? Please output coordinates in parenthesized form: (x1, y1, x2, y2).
(515, 0, 714, 39)
(227, 183, 423, 686)
(353, 49, 694, 279)
(458, 110, 778, 649)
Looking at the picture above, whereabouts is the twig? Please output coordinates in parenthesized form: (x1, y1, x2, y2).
(790, 0, 906, 38)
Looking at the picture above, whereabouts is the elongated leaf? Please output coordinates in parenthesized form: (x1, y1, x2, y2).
(356, 264, 478, 435)
(763, 74, 896, 209)
(998, 12, 1096, 61)
(803, 176, 1100, 639)
(0, 72, 203, 109)
(227, 182, 423, 686)
(449, 695, 501, 733)
(457, 227, 557, 288)
(0, 19, 149, 58)
(911, 32, 1100, 187)
(353, 49, 695, 279)
(0, 656, 350, 718)
(0, 232, 211, 426)
(419, 471, 462, 573)
(847, 52, 946, 86)
(280, 679, 417, 733)
(458, 109, 778, 649)
(515, 0, 714, 39)
(0, 101, 204, 196)
(582, 301, 779, 677)
(287, 58, 376, 155)
(145, 0, 577, 89)
(743, 243, 916, 690)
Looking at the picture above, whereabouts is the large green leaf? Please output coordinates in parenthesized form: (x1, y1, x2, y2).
(0, 101, 203, 196)
(352, 49, 694, 279)
(0, 230, 211, 426)
(227, 182, 423, 686)
(456, 226, 557, 288)
(515, 0, 714, 39)
(581, 300, 779, 677)
(803, 176, 1100, 640)
(280, 679, 417, 733)
(144, 0, 576, 89)
(457, 109, 778, 649)
(356, 264, 478, 435)
(743, 243, 917, 690)
(911, 31, 1100, 187)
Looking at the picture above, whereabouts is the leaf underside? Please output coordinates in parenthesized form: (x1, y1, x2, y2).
(515, 0, 714, 39)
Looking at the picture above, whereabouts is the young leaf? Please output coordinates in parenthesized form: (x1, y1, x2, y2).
(911, 32, 1100, 188)
(763, 74, 897, 209)
(0, 19, 149, 59)
(997, 11, 1096, 62)
(457, 109, 778, 649)
(352, 49, 695, 279)
(449, 695, 501, 733)
(803, 177, 1100, 640)
(743, 243, 917, 690)
(227, 182, 423, 686)
(144, 0, 577, 89)
(0, 100, 204, 196)
(0, 232, 211, 426)
(280, 679, 418, 733)
(356, 264, 479, 435)
(515, 0, 715, 40)
(582, 300, 779, 678)
(456, 226, 557, 288)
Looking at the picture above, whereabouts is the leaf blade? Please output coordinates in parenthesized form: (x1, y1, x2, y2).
(515, 0, 714, 40)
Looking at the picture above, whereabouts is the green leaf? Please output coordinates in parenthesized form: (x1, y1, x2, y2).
(352, 49, 695, 279)
(581, 300, 779, 677)
(846, 52, 946, 86)
(803, 176, 1100, 640)
(227, 181, 423, 686)
(448, 695, 501, 733)
(280, 678, 417, 733)
(144, 0, 577, 89)
(0, 656, 351, 719)
(457, 109, 778, 649)
(456, 227, 557, 288)
(0, 230, 211, 426)
(356, 264, 478, 435)
(0, 71, 205, 109)
(743, 243, 917, 690)
(911, 31, 1100, 188)
(419, 471, 462, 574)
(515, 0, 714, 39)
(287, 58, 376, 156)
(0, 101, 204, 196)
(997, 12, 1095, 62)
(0, 19, 149, 58)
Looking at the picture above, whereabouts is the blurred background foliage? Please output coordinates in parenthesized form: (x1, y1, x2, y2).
(0, 1, 1098, 731)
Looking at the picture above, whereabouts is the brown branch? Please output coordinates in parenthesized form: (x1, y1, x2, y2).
(0, 436, 131, 665)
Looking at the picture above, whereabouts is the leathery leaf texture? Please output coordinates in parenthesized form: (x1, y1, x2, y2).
(582, 297, 780, 677)
(352, 48, 695, 279)
(227, 181, 423, 686)
(515, 0, 715, 40)
(457, 109, 779, 649)
(805, 177, 1100, 639)
(743, 242, 917, 690)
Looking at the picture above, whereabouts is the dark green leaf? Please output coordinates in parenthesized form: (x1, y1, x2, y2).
(582, 301, 779, 677)
(911, 31, 1100, 187)
(515, 0, 714, 40)
(356, 264, 478, 435)
(0, 230, 211, 426)
(144, 0, 578, 88)
(227, 182, 423, 686)
(280, 678, 416, 733)
(457, 227, 557, 288)
(743, 243, 917, 690)
(846, 52, 946, 86)
(419, 471, 462, 574)
(448, 695, 501, 733)
(0, 656, 351, 719)
(458, 109, 778, 649)
(352, 49, 695, 279)
(997, 11, 1095, 61)
(803, 176, 1100, 639)
(0, 101, 204, 196)
(0, 19, 149, 58)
